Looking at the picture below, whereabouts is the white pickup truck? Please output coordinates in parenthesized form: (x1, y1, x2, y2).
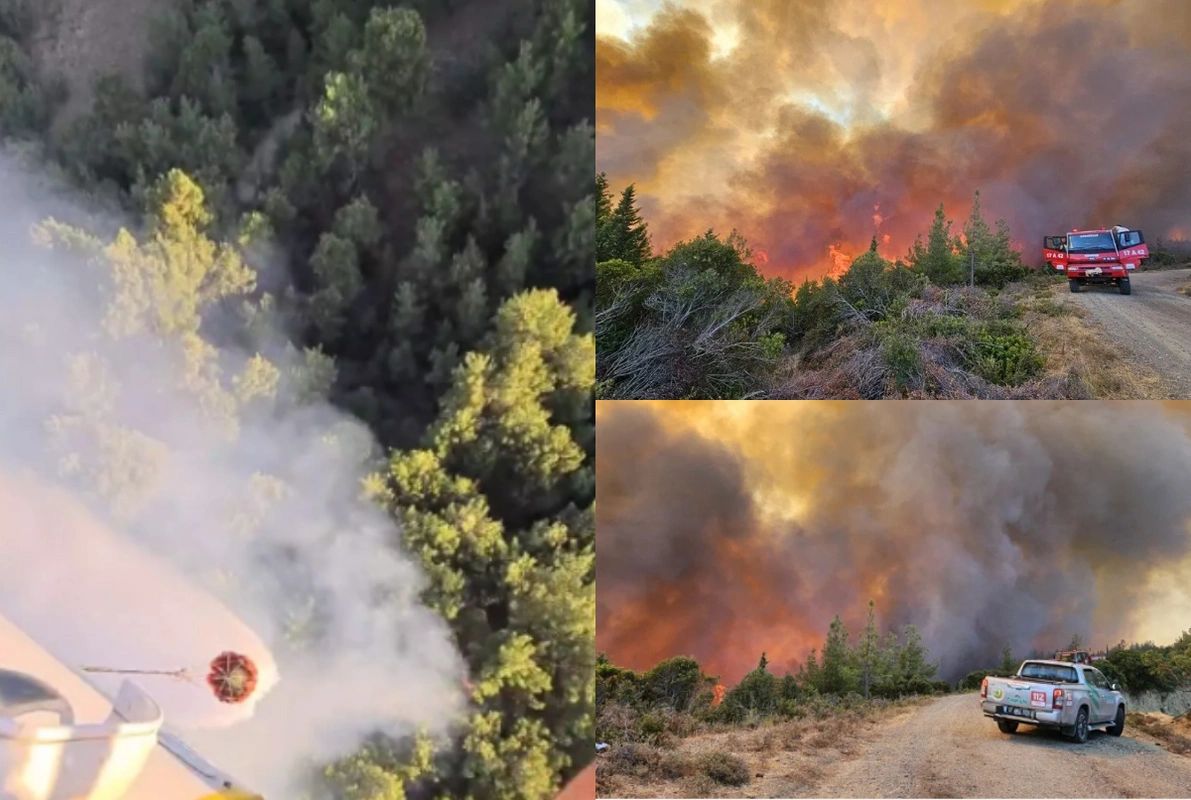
(980, 659, 1126, 743)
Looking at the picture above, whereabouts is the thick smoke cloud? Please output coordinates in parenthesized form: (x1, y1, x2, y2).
(596, 401, 1191, 683)
(0, 153, 463, 796)
(596, 0, 1191, 279)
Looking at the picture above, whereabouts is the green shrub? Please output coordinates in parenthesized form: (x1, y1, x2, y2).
(641, 656, 711, 712)
(959, 670, 991, 691)
(879, 329, 923, 390)
(924, 313, 970, 338)
(975, 260, 1029, 289)
(1096, 660, 1125, 688)
(871, 676, 934, 699)
(969, 329, 1042, 385)
(638, 712, 665, 742)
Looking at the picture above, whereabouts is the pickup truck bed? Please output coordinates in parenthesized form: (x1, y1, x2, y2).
(980, 659, 1126, 743)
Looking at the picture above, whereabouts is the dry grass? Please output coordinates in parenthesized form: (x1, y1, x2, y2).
(1137, 260, 1191, 273)
(1128, 712, 1191, 756)
(1025, 290, 1168, 399)
(597, 699, 922, 798)
(1179, 280, 1191, 297)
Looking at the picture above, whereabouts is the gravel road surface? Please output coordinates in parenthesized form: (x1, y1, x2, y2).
(815, 694, 1191, 798)
(1066, 268, 1191, 398)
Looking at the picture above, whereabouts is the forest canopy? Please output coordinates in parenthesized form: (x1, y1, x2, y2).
(0, 0, 594, 798)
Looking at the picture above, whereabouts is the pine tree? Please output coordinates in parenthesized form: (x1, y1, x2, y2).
(897, 624, 938, 682)
(917, 203, 961, 284)
(999, 642, 1015, 674)
(820, 615, 855, 695)
(962, 189, 993, 265)
(904, 233, 927, 269)
(801, 648, 821, 691)
(240, 35, 282, 112)
(595, 171, 612, 224)
(599, 184, 651, 266)
(857, 600, 880, 698)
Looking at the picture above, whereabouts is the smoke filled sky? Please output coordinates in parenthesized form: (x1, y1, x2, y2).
(596, 0, 1191, 279)
(596, 401, 1191, 684)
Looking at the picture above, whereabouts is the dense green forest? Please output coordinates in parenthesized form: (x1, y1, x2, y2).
(0, 1, 593, 798)
(596, 176, 1190, 400)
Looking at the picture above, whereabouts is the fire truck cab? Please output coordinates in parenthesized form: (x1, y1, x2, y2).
(1054, 650, 1093, 665)
(1043, 226, 1148, 295)
(1053, 650, 1105, 665)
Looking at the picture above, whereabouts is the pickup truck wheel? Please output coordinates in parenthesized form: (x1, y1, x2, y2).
(1069, 708, 1089, 744)
(1109, 706, 1125, 737)
(1119, 278, 1132, 295)
(997, 719, 1019, 734)
(1069, 279, 1081, 293)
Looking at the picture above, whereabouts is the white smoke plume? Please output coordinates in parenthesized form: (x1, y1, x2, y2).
(0, 150, 464, 796)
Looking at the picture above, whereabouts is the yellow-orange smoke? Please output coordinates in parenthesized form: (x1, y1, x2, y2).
(596, 401, 1191, 683)
(597, 0, 1191, 279)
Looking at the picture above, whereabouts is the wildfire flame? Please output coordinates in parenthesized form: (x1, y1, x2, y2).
(827, 243, 851, 275)
(597, 1, 1191, 281)
(712, 684, 726, 707)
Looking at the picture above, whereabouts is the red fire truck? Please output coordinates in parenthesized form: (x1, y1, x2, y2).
(1043, 226, 1148, 295)
(1054, 650, 1094, 665)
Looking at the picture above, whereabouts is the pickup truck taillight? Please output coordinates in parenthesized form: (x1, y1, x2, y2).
(981, 678, 988, 699)
(1053, 688, 1065, 709)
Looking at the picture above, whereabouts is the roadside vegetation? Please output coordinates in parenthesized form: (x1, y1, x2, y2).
(1137, 237, 1191, 270)
(1128, 712, 1191, 756)
(0, 0, 593, 797)
(596, 176, 1190, 400)
(594, 602, 942, 797)
(959, 630, 1191, 696)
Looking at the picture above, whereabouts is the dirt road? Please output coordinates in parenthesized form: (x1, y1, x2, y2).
(816, 694, 1191, 798)
(1064, 268, 1191, 398)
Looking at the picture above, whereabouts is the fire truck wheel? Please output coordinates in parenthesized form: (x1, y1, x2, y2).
(1069, 279, 1081, 293)
(1118, 278, 1131, 295)
(997, 719, 1019, 734)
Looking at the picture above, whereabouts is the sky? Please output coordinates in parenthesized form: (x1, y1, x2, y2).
(597, 400, 1191, 684)
(596, 0, 1191, 279)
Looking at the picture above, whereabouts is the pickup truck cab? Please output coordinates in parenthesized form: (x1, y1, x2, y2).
(981, 659, 1125, 743)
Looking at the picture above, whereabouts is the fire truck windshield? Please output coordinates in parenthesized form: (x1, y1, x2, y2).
(1067, 232, 1116, 254)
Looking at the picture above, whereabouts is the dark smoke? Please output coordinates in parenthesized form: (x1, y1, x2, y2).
(596, 401, 1191, 683)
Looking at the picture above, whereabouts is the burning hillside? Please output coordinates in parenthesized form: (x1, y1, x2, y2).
(596, 0, 1191, 278)
(596, 401, 1191, 683)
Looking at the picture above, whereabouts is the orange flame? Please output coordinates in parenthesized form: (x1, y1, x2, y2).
(827, 243, 852, 275)
(712, 684, 726, 707)
(872, 203, 884, 228)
